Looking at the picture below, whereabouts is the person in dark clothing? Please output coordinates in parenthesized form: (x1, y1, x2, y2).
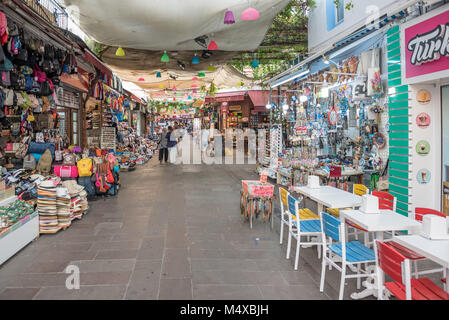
(159, 127, 169, 164)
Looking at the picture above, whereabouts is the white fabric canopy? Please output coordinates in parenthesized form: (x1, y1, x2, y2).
(60, 0, 290, 51)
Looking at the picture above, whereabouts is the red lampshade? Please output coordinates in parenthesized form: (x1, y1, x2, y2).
(208, 40, 218, 51)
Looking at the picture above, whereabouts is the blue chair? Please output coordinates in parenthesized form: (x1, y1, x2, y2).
(286, 194, 322, 270)
(319, 212, 376, 300)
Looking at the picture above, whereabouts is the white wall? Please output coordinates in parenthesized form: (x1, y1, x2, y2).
(410, 84, 441, 213)
(308, 0, 409, 54)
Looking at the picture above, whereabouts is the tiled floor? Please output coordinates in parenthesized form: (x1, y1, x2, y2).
(0, 156, 443, 300)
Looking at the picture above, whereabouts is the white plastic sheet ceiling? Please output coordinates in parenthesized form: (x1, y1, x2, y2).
(60, 0, 290, 51)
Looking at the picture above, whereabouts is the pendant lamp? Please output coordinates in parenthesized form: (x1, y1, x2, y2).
(172, 86, 177, 91)
(207, 65, 216, 72)
(191, 84, 198, 88)
(192, 54, 200, 65)
(224, 9, 235, 24)
(138, 78, 145, 82)
(188, 95, 192, 100)
(198, 72, 205, 77)
(251, 59, 259, 68)
(241, 8, 259, 21)
(192, 89, 198, 94)
(116, 47, 125, 56)
(159, 84, 164, 89)
(192, 76, 199, 81)
(208, 40, 218, 51)
(156, 72, 162, 78)
(161, 51, 170, 62)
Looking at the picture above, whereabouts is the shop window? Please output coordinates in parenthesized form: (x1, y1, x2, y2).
(72, 110, 79, 145)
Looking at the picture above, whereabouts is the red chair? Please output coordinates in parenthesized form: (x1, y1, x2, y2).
(375, 240, 449, 300)
(388, 207, 446, 284)
(414, 207, 446, 221)
(372, 191, 397, 211)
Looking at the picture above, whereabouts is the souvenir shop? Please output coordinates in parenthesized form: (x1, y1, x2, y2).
(259, 30, 391, 194)
(0, 8, 129, 265)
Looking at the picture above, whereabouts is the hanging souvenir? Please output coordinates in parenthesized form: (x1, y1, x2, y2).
(328, 107, 337, 125)
(373, 132, 386, 149)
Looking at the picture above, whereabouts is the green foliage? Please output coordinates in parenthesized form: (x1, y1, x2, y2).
(229, 0, 353, 80)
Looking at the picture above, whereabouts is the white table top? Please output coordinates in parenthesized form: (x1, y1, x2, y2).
(394, 235, 449, 269)
(293, 186, 362, 209)
(341, 209, 422, 232)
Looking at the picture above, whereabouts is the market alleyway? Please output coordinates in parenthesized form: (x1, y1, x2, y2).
(0, 157, 365, 300)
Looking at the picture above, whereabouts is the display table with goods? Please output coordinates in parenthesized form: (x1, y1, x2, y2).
(0, 196, 39, 265)
(240, 178, 275, 229)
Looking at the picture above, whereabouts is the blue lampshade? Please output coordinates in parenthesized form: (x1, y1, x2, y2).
(251, 59, 259, 68)
(156, 72, 161, 78)
(192, 54, 200, 65)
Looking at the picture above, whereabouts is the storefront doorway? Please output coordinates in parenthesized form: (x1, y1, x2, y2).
(441, 86, 449, 214)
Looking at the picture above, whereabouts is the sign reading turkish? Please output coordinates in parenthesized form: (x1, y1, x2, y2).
(403, 6, 449, 84)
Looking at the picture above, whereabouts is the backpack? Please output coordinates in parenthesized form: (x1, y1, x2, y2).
(23, 154, 36, 170)
(36, 149, 52, 174)
(77, 158, 92, 177)
(62, 152, 76, 166)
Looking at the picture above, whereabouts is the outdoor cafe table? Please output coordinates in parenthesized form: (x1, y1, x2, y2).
(293, 186, 363, 213)
(341, 209, 422, 299)
(393, 235, 449, 293)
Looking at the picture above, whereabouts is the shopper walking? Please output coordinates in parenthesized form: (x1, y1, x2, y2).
(167, 126, 178, 164)
(159, 128, 168, 164)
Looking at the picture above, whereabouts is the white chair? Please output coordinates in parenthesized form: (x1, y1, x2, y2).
(286, 194, 322, 270)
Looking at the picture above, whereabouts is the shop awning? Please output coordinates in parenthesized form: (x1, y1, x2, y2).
(59, 71, 89, 92)
(83, 50, 113, 78)
(253, 106, 268, 113)
(247, 90, 270, 107)
(206, 91, 246, 103)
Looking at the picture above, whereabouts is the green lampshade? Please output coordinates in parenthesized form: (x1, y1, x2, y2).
(198, 72, 206, 77)
(161, 51, 170, 62)
(116, 47, 125, 57)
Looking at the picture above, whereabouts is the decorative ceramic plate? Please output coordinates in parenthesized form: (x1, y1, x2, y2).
(416, 140, 430, 155)
(417, 169, 431, 184)
(416, 112, 431, 128)
(417, 89, 431, 105)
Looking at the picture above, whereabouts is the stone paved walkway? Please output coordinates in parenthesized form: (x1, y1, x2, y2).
(1, 156, 441, 300)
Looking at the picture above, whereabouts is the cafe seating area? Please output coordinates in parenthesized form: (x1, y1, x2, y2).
(275, 176, 449, 300)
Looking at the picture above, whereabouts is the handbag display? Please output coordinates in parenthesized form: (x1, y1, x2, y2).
(62, 153, 76, 166)
(23, 154, 36, 170)
(53, 165, 78, 178)
(15, 143, 29, 159)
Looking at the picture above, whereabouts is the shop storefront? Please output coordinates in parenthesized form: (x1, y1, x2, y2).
(391, 4, 449, 215)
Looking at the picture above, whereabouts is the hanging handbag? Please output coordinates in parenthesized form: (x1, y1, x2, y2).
(15, 142, 28, 159)
(62, 153, 76, 166)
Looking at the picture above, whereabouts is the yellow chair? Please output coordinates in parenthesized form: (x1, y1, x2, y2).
(326, 184, 369, 217)
(279, 187, 290, 245)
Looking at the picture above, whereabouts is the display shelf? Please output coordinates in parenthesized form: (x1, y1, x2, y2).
(0, 211, 39, 265)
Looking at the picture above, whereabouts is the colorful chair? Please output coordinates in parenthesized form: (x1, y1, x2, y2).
(372, 191, 397, 211)
(286, 194, 322, 270)
(278, 187, 290, 245)
(374, 240, 449, 300)
(387, 207, 446, 282)
(319, 212, 376, 300)
(326, 184, 369, 243)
